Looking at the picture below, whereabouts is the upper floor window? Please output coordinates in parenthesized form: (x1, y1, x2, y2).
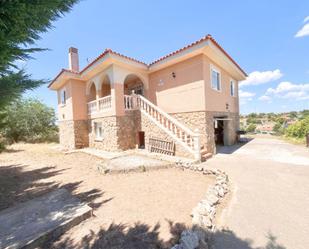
(230, 80, 236, 97)
(211, 67, 221, 91)
(60, 89, 66, 105)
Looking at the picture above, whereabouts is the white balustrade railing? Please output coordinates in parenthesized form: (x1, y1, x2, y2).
(98, 95, 112, 111)
(87, 100, 97, 114)
(87, 93, 200, 159)
(135, 94, 200, 160)
(124, 95, 135, 110)
(87, 95, 112, 114)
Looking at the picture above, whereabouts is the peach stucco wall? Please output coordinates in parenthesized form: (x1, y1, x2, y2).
(148, 55, 205, 113)
(57, 81, 73, 121)
(57, 54, 239, 122)
(202, 55, 239, 113)
(57, 80, 87, 121)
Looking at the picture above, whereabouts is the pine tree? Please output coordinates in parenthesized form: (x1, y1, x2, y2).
(0, 0, 79, 109)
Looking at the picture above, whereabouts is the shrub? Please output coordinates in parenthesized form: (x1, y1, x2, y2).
(285, 117, 309, 139)
(1, 98, 58, 143)
(246, 123, 256, 133)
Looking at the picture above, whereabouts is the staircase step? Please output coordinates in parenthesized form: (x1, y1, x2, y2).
(202, 152, 213, 160)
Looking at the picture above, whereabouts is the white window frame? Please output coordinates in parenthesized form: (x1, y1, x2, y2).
(230, 79, 236, 97)
(60, 88, 66, 105)
(94, 122, 103, 141)
(210, 65, 221, 92)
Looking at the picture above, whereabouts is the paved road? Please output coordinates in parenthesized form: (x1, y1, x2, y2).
(203, 137, 309, 249)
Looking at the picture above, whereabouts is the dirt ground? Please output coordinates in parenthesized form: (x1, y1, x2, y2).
(0, 143, 214, 248)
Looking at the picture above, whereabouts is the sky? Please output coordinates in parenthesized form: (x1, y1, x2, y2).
(22, 0, 309, 114)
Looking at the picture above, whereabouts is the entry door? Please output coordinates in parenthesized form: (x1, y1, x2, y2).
(138, 131, 145, 149)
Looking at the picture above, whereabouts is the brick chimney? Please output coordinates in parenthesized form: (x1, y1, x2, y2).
(68, 47, 79, 72)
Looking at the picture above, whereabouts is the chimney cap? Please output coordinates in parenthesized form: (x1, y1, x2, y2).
(69, 47, 78, 53)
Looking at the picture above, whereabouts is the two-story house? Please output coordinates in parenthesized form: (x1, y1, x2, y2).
(48, 35, 247, 160)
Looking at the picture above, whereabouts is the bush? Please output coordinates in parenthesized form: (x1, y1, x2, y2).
(246, 123, 256, 133)
(285, 117, 309, 139)
(1, 98, 58, 143)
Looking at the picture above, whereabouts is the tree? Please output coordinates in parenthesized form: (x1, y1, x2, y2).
(285, 117, 309, 139)
(1, 98, 58, 143)
(0, 0, 78, 109)
(246, 123, 256, 133)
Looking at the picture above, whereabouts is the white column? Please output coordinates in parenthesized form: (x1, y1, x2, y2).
(193, 129, 201, 160)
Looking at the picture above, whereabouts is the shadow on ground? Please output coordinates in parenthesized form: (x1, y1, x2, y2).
(216, 137, 254, 155)
(48, 222, 286, 249)
(0, 164, 107, 211)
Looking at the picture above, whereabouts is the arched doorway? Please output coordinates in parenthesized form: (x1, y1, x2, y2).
(123, 74, 144, 96)
(88, 82, 96, 102)
(100, 75, 111, 98)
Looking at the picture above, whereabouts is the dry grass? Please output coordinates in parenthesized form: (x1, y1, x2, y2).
(0, 143, 214, 248)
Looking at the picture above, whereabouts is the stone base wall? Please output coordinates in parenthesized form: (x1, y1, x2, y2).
(88, 113, 137, 151)
(58, 120, 89, 150)
(171, 111, 239, 154)
(59, 110, 239, 157)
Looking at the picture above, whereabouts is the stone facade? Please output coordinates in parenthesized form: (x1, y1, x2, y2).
(88, 113, 137, 151)
(171, 111, 239, 154)
(59, 110, 239, 158)
(58, 120, 89, 150)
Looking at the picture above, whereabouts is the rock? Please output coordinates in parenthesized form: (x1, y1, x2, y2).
(180, 230, 199, 249)
(201, 216, 213, 228)
(214, 186, 225, 197)
(192, 213, 203, 226)
(206, 194, 219, 206)
(195, 202, 214, 216)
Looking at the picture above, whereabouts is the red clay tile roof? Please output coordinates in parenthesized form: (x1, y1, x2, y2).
(149, 34, 247, 76)
(49, 34, 247, 88)
(48, 69, 79, 88)
(80, 49, 148, 75)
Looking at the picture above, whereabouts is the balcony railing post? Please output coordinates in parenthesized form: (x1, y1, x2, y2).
(193, 129, 201, 160)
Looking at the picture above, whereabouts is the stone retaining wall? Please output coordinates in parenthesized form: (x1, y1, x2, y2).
(171, 162, 230, 249)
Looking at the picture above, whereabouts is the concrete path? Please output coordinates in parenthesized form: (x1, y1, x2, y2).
(0, 189, 92, 249)
(202, 137, 309, 249)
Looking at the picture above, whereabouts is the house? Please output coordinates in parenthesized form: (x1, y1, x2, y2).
(48, 35, 247, 160)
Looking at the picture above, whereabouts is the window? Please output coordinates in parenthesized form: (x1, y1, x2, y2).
(211, 67, 221, 91)
(94, 122, 103, 140)
(60, 89, 66, 105)
(230, 80, 235, 97)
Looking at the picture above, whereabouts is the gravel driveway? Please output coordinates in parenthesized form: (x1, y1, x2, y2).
(203, 137, 309, 249)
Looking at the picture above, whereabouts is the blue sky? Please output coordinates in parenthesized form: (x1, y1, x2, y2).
(22, 0, 309, 114)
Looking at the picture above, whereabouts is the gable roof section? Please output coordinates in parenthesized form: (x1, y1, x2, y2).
(49, 34, 247, 89)
(149, 35, 247, 77)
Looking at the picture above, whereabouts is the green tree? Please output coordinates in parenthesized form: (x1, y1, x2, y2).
(246, 123, 256, 133)
(0, 0, 78, 109)
(285, 117, 309, 139)
(1, 98, 58, 143)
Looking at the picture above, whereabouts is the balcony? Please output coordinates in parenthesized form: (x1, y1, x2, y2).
(87, 94, 136, 117)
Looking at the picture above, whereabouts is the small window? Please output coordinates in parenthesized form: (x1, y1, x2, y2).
(211, 68, 221, 91)
(94, 122, 103, 140)
(61, 89, 66, 105)
(230, 80, 235, 97)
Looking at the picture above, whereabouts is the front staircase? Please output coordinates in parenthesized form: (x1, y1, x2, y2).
(126, 94, 211, 160)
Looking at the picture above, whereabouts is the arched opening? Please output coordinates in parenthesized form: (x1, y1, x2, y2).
(88, 82, 96, 102)
(100, 75, 111, 98)
(123, 74, 144, 96)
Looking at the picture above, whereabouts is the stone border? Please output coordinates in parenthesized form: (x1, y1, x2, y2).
(171, 163, 230, 249)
